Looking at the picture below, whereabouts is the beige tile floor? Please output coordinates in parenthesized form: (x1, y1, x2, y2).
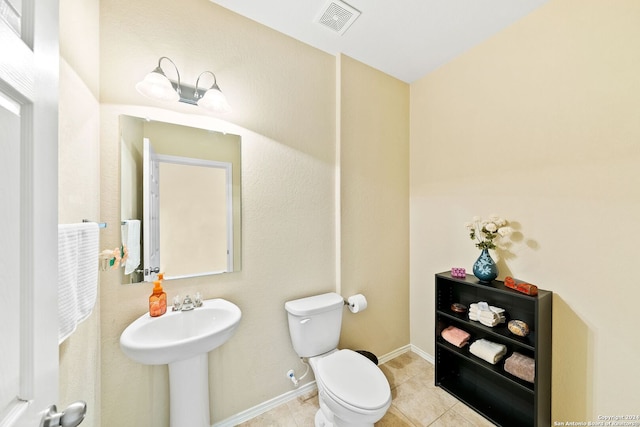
(239, 351, 495, 426)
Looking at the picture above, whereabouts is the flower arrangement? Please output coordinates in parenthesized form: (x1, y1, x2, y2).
(99, 245, 128, 271)
(465, 215, 513, 250)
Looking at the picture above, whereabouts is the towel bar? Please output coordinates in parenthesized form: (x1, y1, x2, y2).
(82, 219, 107, 229)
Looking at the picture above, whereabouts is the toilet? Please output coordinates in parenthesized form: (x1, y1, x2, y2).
(285, 292, 391, 427)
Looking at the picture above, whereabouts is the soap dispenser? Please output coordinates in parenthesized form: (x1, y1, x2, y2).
(149, 279, 167, 317)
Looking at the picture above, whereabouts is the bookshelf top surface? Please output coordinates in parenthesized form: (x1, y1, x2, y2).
(436, 271, 551, 300)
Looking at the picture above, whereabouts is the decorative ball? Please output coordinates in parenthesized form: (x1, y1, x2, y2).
(508, 320, 530, 337)
(451, 268, 466, 278)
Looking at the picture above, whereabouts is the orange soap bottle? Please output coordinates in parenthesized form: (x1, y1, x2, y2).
(149, 278, 167, 317)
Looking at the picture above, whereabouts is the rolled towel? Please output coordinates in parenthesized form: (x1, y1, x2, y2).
(469, 339, 507, 364)
(481, 307, 505, 318)
(504, 352, 535, 383)
(470, 302, 505, 314)
(469, 304, 480, 320)
(441, 326, 471, 348)
(478, 311, 506, 327)
(469, 302, 506, 327)
(480, 317, 502, 328)
(478, 311, 498, 321)
(489, 306, 505, 315)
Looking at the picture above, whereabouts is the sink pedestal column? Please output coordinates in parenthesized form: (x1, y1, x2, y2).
(168, 353, 210, 427)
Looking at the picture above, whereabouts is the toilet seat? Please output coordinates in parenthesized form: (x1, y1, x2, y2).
(316, 349, 390, 412)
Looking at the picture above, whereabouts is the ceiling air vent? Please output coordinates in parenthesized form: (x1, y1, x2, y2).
(315, 0, 361, 36)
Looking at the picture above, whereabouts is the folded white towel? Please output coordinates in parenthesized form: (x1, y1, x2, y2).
(122, 219, 141, 275)
(469, 339, 507, 364)
(470, 302, 504, 312)
(479, 317, 505, 328)
(479, 311, 505, 321)
(58, 223, 99, 344)
(469, 302, 506, 327)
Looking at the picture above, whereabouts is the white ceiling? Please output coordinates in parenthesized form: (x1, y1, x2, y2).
(208, 0, 548, 83)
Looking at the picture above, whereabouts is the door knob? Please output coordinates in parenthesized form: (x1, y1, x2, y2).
(41, 401, 86, 427)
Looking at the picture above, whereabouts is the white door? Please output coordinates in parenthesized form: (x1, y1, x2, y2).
(0, 0, 61, 426)
(143, 138, 161, 281)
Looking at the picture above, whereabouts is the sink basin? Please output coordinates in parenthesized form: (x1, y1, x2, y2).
(120, 298, 242, 427)
(120, 298, 242, 365)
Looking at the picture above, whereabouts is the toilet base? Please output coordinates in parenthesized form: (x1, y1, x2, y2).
(315, 397, 334, 427)
(314, 406, 375, 427)
(315, 409, 332, 427)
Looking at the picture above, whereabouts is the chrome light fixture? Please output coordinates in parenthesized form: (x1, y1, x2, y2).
(136, 57, 231, 114)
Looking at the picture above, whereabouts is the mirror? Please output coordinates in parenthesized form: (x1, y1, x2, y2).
(120, 115, 241, 284)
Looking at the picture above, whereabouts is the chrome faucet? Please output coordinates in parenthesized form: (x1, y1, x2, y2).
(172, 295, 182, 311)
(172, 293, 203, 312)
(181, 295, 195, 311)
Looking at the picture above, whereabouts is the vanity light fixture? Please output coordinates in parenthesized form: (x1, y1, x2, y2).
(136, 56, 231, 114)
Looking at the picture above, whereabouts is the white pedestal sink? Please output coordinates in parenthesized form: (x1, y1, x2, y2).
(120, 298, 241, 427)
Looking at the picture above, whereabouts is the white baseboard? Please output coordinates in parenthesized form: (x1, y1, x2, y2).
(409, 344, 434, 364)
(212, 345, 433, 427)
(212, 380, 318, 427)
(377, 343, 412, 364)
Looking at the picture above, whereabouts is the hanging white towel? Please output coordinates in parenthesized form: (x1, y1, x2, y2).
(121, 219, 141, 275)
(58, 222, 99, 344)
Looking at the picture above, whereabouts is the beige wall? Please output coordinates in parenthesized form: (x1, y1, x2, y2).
(410, 0, 640, 422)
(58, 59, 101, 427)
(338, 55, 411, 355)
(58, 0, 101, 426)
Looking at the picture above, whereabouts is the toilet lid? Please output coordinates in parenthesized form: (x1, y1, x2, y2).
(317, 350, 390, 411)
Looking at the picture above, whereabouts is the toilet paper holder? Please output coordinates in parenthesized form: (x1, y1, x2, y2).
(344, 294, 368, 313)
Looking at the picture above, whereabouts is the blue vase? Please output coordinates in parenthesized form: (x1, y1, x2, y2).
(473, 248, 498, 283)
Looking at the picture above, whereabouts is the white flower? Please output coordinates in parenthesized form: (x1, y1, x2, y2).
(466, 215, 512, 250)
(497, 226, 513, 237)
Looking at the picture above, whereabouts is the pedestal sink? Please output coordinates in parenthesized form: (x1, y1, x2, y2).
(120, 298, 241, 427)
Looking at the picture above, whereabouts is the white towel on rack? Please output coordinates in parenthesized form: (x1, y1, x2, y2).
(121, 219, 141, 275)
(58, 222, 99, 344)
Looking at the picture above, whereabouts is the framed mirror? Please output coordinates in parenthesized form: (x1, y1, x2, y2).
(120, 115, 241, 284)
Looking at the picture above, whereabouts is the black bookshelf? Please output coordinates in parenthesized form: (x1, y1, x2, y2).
(435, 272, 552, 426)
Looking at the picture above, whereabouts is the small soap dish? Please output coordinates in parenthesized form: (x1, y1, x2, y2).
(451, 303, 467, 314)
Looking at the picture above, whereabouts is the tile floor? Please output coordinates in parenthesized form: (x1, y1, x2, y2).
(238, 351, 495, 426)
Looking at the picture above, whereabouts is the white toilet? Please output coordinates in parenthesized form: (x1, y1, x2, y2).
(285, 292, 391, 427)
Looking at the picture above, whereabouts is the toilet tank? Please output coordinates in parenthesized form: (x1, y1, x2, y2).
(285, 292, 344, 358)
